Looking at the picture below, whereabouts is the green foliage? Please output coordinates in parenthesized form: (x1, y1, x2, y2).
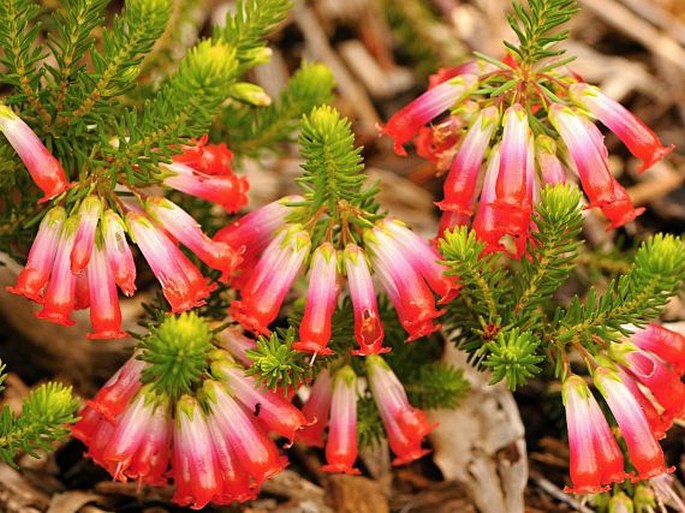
(245, 328, 315, 393)
(554, 234, 685, 348)
(215, 0, 291, 74)
(138, 312, 214, 399)
(0, 381, 79, 467)
(357, 392, 385, 450)
(220, 62, 336, 157)
(505, 0, 579, 65)
(483, 329, 544, 389)
(403, 362, 469, 409)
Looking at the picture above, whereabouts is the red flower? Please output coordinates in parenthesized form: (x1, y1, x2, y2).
(101, 210, 137, 297)
(297, 369, 333, 448)
(71, 196, 102, 275)
(174, 135, 234, 176)
(86, 244, 127, 339)
(321, 367, 360, 475)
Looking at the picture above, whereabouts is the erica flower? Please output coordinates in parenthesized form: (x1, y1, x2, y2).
(297, 369, 333, 448)
(561, 375, 627, 494)
(569, 83, 674, 172)
(594, 367, 671, 482)
(126, 211, 215, 313)
(535, 135, 566, 186)
(631, 324, 685, 373)
(293, 243, 340, 356)
(365, 225, 444, 341)
(173, 134, 234, 176)
(381, 74, 478, 156)
(366, 355, 436, 466)
(0, 105, 70, 202)
(343, 244, 387, 356)
(86, 244, 127, 339)
(470, 146, 504, 252)
(145, 197, 242, 281)
(321, 366, 360, 475)
(230, 225, 311, 335)
(161, 161, 249, 214)
(217, 327, 257, 367)
(86, 355, 146, 422)
(71, 196, 103, 275)
(35, 216, 79, 326)
(547, 105, 645, 229)
(101, 210, 137, 296)
(7, 207, 66, 302)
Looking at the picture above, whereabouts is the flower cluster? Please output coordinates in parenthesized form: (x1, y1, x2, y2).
(297, 356, 436, 470)
(381, 60, 673, 256)
(2, 109, 248, 334)
(562, 324, 684, 494)
(216, 199, 458, 353)
(72, 346, 309, 509)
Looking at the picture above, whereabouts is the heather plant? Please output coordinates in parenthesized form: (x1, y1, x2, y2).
(0, 0, 682, 510)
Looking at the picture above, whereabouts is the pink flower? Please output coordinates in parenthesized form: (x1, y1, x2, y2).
(366, 355, 436, 466)
(35, 217, 79, 326)
(381, 74, 478, 156)
(204, 380, 287, 484)
(217, 327, 257, 367)
(86, 355, 146, 421)
(594, 367, 671, 482)
(321, 366, 360, 475)
(561, 375, 627, 494)
(293, 243, 340, 356)
(145, 197, 242, 282)
(7, 207, 66, 302)
(74, 272, 90, 310)
(86, 244, 127, 339)
(616, 366, 669, 440)
(71, 196, 102, 275)
(535, 135, 566, 185)
(365, 226, 444, 341)
(101, 210, 136, 297)
(161, 161, 249, 213)
(569, 83, 674, 172)
(381, 219, 459, 304)
(230, 225, 311, 335)
(631, 325, 685, 374)
(0, 105, 70, 202)
(437, 106, 499, 217)
(100, 389, 171, 485)
(472, 146, 503, 252)
(172, 396, 222, 509)
(297, 369, 333, 448)
(126, 211, 215, 313)
(212, 359, 309, 443)
(343, 244, 387, 356)
(548, 104, 645, 229)
(71, 407, 118, 472)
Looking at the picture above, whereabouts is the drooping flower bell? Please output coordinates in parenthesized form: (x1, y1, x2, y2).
(86, 243, 127, 339)
(6, 207, 66, 302)
(297, 368, 333, 448)
(321, 366, 360, 475)
(630, 324, 685, 374)
(101, 210, 137, 297)
(366, 355, 436, 466)
(71, 196, 103, 275)
(561, 375, 627, 494)
(0, 104, 71, 202)
(173, 134, 235, 176)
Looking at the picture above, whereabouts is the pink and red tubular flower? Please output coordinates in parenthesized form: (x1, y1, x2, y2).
(436, 106, 500, 219)
(471, 146, 504, 253)
(71, 196, 103, 275)
(0, 105, 70, 202)
(293, 243, 340, 356)
(230, 225, 311, 336)
(126, 211, 214, 313)
(569, 83, 674, 173)
(101, 210, 136, 297)
(204, 380, 287, 485)
(35, 216, 79, 326)
(217, 327, 257, 367)
(365, 226, 444, 341)
(321, 366, 360, 475)
(172, 396, 222, 509)
(173, 134, 234, 176)
(86, 355, 146, 421)
(548, 104, 645, 230)
(212, 359, 309, 443)
(381, 74, 478, 156)
(297, 368, 333, 448)
(366, 355, 436, 466)
(631, 324, 685, 374)
(381, 219, 459, 305)
(594, 367, 673, 482)
(86, 243, 127, 339)
(343, 244, 387, 356)
(161, 161, 249, 214)
(7, 207, 66, 302)
(561, 375, 628, 494)
(145, 197, 242, 282)
(100, 388, 171, 485)
(535, 135, 566, 186)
